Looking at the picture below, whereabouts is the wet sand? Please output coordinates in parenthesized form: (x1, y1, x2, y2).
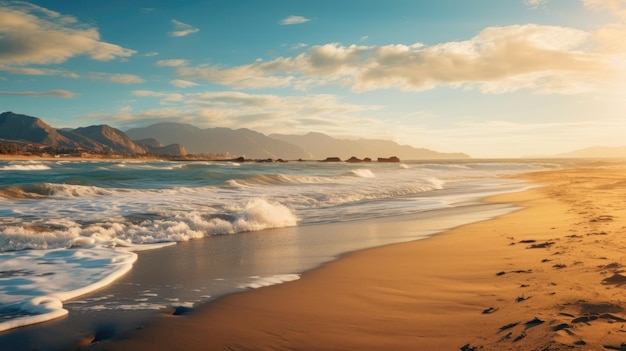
(81, 166, 626, 350)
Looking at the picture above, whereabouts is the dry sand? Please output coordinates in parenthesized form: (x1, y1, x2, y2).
(87, 166, 626, 351)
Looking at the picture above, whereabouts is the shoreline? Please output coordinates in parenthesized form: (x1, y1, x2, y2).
(84, 166, 626, 350)
(0, 196, 517, 350)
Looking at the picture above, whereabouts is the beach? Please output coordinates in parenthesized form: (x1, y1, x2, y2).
(77, 165, 626, 350)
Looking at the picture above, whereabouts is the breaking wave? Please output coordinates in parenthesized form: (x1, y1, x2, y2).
(0, 183, 115, 199)
(224, 173, 328, 187)
(0, 164, 51, 171)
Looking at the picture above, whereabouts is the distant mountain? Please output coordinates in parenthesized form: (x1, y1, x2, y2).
(0, 111, 193, 157)
(0, 111, 83, 148)
(133, 138, 187, 157)
(125, 123, 311, 159)
(72, 125, 148, 154)
(1, 111, 471, 160)
(270, 132, 470, 160)
(555, 145, 626, 158)
(134, 138, 162, 148)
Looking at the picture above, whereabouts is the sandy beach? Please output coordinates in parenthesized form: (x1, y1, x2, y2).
(78, 165, 626, 350)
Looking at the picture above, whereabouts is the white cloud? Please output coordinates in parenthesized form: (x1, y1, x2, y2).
(132, 90, 185, 103)
(291, 43, 308, 50)
(176, 63, 295, 89)
(280, 15, 311, 25)
(0, 2, 135, 66)
(524, 0, 549, 8)
(0, 89, 76, 98)
(0, 66, 79, 78)
(170, 79, 198, 88)
(88, 72, 145, 84)
(583, 0, 626, 18)
(169, 19, 199, 37)
(169, 24, 613, 94)
(594, 23, 626, 54)
(155, 59, 188, 67)
(0, 65, 143, 84)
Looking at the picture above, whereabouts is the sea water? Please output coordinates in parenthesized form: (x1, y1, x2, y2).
(0, 159, 557, 332)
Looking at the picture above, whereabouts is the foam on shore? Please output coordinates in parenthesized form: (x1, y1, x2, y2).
(0, 242, 150, 332)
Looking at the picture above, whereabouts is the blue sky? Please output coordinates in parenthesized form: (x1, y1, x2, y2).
(1, 0, 625, 157)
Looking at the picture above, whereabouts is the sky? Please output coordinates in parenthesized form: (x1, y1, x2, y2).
(1, 0, 625, 158)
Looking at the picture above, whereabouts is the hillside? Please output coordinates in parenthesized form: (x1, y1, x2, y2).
(270, 132, 470, 160)
(0, 111, 83, 148)
(72, 125, 148, 154)
(0, 112, 153, 156)
(125, 123, 311, 160)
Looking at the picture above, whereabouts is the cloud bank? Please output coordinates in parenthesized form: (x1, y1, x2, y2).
(94, 91, 382, 136)
(583, 0, 626, 18)
(0, 2, 135, 66)
(169, 24, 616, 94)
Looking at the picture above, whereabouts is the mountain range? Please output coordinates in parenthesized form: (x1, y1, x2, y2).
(0, 111, 469, 160)
(269, 132, 469, 160)
(124, 123, 310, 159)
(2, 111, 624, 160)
(125, 123, 470, 160)
(0, 111, 183, 156)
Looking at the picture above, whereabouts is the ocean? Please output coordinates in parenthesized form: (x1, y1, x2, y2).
(0, 159, 556, 333)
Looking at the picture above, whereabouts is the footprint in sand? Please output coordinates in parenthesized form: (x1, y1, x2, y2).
(482, 307, 498, 314)
(602, 273, 626, 286)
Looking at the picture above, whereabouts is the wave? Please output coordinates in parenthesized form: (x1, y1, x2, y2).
(0, 164, 51, 171)
(224, 173, 327, 187)
(0, 183, 115, 199)
(348, 169, 375, 178)
(0, 198, 298, 252)
(225, 168, 379, 187)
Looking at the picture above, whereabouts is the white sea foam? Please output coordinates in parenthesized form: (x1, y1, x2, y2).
(82, 303, 168, 311)
(0, 164, 51, 171)
(0, 243, 138, 332)
(238, 274, 301, 289)
(46, 183, 116, 197)
(224, 173, 327, 187)
(350, 169, 375, 178)
(232, 198, 298, 232)
(0, 198, 296, 251)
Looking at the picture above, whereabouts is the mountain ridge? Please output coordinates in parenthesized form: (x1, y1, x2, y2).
(1, 111, 472, 160)
(0, 111, 184, 156)
(125, 122, 312, 159)
(269, 132, 470, 160)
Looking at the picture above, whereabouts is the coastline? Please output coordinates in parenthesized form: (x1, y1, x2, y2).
(0, 194, 516, 350)
(84, 166, 626, 350)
